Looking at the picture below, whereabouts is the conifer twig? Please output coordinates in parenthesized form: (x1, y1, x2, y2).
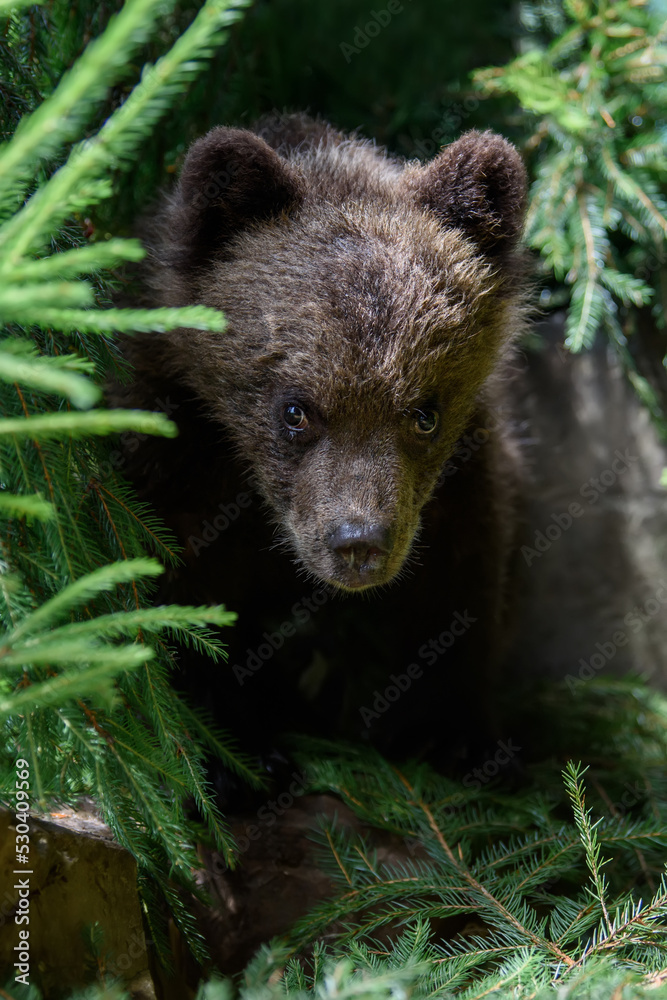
(393, 767, 577, 968)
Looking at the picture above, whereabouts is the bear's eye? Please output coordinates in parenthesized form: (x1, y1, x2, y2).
(413, 408, 439, 436)
(283, 404, 309, 432)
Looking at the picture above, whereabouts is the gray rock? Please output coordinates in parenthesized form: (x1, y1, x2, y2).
(508, 312, 667, 689)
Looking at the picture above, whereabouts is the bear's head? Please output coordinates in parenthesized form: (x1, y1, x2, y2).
(151, 123, 527, 592)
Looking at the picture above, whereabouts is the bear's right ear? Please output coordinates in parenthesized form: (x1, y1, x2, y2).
(170, 128, 304, 270)
(405, 130, 527, 259)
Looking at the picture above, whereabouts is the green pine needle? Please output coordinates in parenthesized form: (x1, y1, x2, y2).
(0, 0, 252, 960)
(0, 408, 177, 439)
(0, 340, 100, 407)
(0, 491, 55, 521)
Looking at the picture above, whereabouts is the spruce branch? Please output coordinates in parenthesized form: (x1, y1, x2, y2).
(0, 279, 95, 314)
(0, 408, 177, 439)
(284, 720, 667, 990)
(0, 0, 174, 211)
(391, 767, 576, 967)
(0, 0, 252, 961)
(474, 0, 667, 387)
(47, 604, 236, 656)
(0, 637, 157, 670)
(0, 491, 54, 520)
(177, 701, 266, 790)
(5, 557, 163, 640)
(601, 148, 667, 238)
(0, 652, 151, 714)
(0, 0, 250, 261)
(87, 479, 181, 568)
(5, 238, 145, 282)
(0, 305, 226, 334)
(0, 340, 100, 407)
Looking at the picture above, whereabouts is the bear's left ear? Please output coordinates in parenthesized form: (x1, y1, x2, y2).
(405, 131, 527, 257)
(169, 127, 305, 270)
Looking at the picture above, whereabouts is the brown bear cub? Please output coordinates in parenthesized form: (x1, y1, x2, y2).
(114, 114, 528, 770)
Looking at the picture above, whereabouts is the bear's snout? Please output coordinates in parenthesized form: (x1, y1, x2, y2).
(327, 521, 393, 587)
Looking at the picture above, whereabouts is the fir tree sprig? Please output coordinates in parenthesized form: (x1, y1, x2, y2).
(0, 0, 175, 215)
(563, 761, 613, 938)
(279, 688, 667, 992)
(0, 0, 252, 966)
(473, 0, 667, 431)
(0, 0, 250, 259)
(0, 0, 38, 11)
(0, 337, 100, 407)
(199, 926, 667, 1000)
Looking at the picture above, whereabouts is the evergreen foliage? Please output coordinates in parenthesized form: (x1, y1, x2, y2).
(16, 677, 667, 996)
(259, 678, 667, 997)
(232, 930, 667, 1000)
(2, 0, 667, 994)
(280, 696, 667, 995)
(474, 0, 667, 425)
(0, 0, 255, 965)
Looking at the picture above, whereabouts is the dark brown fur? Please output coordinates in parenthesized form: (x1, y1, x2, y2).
(113, 115, 528, 764)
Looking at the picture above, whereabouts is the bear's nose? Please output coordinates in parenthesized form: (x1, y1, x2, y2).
(328, 522, 392, 571)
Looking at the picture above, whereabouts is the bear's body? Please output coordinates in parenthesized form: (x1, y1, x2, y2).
(113, 115, 528, 765)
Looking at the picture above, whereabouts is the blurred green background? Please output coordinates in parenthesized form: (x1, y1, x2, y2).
(2, 0, 526, 231)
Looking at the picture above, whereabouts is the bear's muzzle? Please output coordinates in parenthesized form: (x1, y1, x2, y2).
(327, 520, 393, 586)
